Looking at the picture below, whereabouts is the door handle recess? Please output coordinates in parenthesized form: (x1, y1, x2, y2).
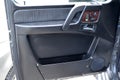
(83, 24, 96, 32)
(62, 5, 86, 30)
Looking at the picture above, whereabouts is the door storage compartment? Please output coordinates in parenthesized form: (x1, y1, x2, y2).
(38, 53, 86, 65)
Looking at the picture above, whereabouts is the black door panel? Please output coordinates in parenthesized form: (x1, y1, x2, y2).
(5, 0, 119, 80)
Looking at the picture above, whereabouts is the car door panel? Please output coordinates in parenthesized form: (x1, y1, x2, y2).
(5, 0, 119, 80)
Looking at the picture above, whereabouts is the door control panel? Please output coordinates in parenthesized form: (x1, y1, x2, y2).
(80, 10, 100, 32)
(81, 10, 100, 23)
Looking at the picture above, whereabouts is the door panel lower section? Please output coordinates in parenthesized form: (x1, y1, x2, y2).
(17, 34, 112, 79)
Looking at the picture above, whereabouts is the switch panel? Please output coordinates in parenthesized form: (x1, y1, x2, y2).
(81, 10, 100, 23)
